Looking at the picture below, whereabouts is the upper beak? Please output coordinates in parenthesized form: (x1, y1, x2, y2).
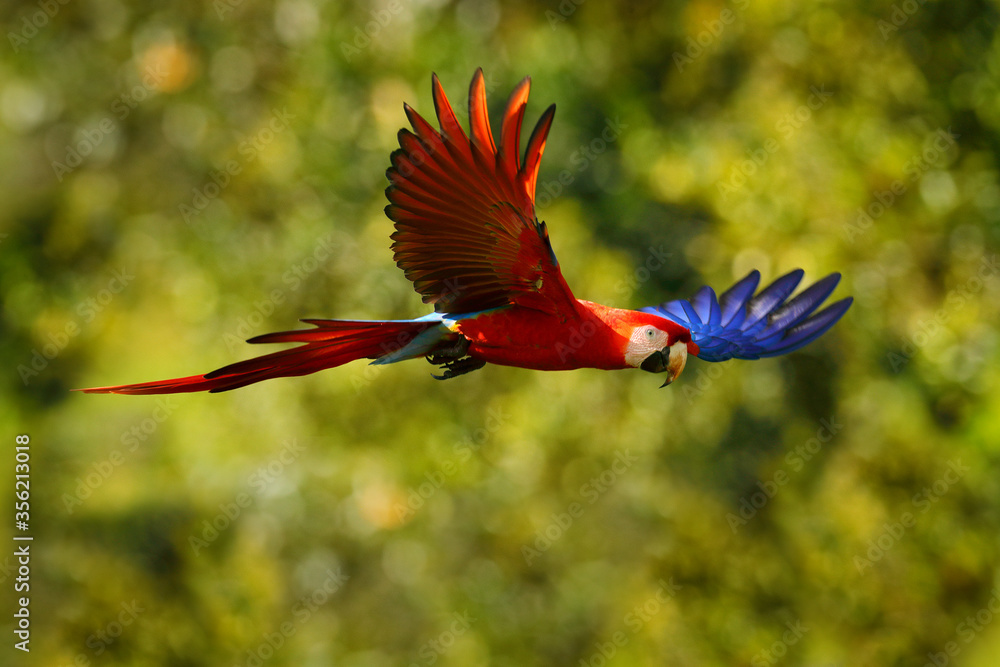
(660, 341, 689, 388)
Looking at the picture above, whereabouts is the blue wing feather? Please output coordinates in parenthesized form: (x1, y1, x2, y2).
(690, 286, 720, 327)
(758, 297, 853, 357)
(718, 270, 759, 327)
(757, 272, 841, 338)
(744, 269, 803, 328)
(641, 270, 852, 362)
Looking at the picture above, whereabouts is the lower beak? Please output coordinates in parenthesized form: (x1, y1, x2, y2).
(640, 350, 667, 374)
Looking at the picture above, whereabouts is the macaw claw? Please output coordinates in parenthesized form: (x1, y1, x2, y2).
(431, 356, 487, 380)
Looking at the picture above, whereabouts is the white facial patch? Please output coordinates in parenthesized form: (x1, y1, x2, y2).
(624, 325, 671, 368)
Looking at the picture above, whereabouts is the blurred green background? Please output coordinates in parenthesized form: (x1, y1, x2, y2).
(2, 0, 1000, 664)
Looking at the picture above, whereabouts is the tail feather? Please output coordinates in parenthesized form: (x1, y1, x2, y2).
(77, 319, 435, 395)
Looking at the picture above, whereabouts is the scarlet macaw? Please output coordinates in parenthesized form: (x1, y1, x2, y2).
(82, 70, 851, 395)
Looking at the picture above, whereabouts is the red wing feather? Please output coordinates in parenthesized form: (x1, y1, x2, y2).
(386, 69, 577, 318)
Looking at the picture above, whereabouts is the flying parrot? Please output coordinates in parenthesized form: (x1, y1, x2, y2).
(81, 70, 852, 395)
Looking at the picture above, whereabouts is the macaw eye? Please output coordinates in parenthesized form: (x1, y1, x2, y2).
(646, 328, 656, 339)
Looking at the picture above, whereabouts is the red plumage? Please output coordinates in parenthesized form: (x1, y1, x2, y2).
(456, 301, 688, 372)
(80, 320, 435, 394)
(386, 70, 574, 317)
(79, 70, 746, 396)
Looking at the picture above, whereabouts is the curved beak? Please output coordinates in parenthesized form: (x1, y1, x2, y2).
(640, 341, 689, 388)
(640, 350, 667, 374)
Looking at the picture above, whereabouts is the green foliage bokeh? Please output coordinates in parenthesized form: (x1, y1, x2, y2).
(2, 0, 1000, 665)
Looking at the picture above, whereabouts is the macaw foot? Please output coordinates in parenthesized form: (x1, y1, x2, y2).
(429, 355, 486, 380)
(426, 338, 485, 379)
(426, 338, 470, 364)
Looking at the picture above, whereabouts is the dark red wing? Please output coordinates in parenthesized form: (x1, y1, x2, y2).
(385, 69, 578, 317)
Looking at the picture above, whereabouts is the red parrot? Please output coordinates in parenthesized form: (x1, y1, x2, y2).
(81, 70, 851, 395)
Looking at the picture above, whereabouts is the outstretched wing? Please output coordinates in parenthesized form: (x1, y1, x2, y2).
(385, 69, 578, 317)
(642, 270, 852, 362)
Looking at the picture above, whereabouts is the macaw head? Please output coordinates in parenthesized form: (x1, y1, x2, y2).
(623, 314, 700, 387)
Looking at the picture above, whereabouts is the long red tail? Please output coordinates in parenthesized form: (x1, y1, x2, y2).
(78, 319, 435, 395)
